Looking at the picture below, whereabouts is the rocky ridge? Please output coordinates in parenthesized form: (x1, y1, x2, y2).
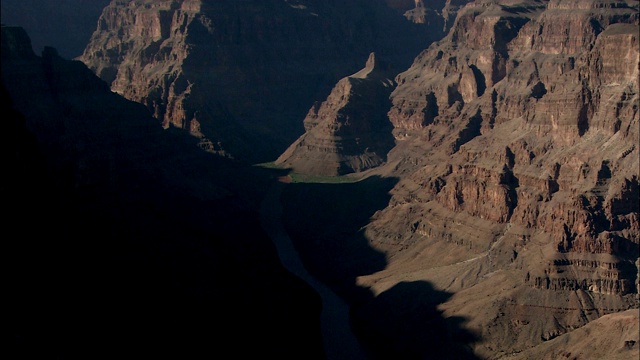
(362, 0, 639, 357)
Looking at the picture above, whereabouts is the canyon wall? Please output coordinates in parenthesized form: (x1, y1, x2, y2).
(80, 0, 450, 162)
(358, 0, 639, 357)
(277, 0, 639, 358)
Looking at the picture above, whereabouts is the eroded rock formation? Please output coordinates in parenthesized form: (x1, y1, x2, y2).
(275, 53, 397, 176)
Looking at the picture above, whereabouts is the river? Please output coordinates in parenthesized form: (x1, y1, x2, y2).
(259, 180, 368, 360)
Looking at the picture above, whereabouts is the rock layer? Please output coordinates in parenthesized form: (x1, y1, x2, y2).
(275, 53, 397, 176)
(358, 0, 639, 357)
(278, 1, 639, 358)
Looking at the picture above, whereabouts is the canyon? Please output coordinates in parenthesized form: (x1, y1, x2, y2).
(3, 0, 639, 359)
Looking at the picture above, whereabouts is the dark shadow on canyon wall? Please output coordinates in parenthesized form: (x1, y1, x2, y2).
(352, 281, 480, 360)
(280, 177, 482, 359)
(2, 33, 325, 359)
(281, 176, 395, 302)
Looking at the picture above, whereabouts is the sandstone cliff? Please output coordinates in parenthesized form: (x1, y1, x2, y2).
(366, 0, 639, 356)
(273, 1, 473, 177)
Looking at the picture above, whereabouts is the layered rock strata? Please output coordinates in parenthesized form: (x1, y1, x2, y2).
(278, 0, 639, 358)
(507, 309, 639, 360)
(275, 53, 397, 176)
(359, 0, 640, 356)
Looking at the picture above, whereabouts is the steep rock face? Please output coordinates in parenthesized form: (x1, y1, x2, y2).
(276, 1, 639, 358)
(80, 0, 435, 162)
(384, 0, 638, 259)
(2, 25, 324, 360)
(275, 53, 397, 176)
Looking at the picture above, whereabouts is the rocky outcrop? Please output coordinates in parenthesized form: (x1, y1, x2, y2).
(436, 164, 519, 223)
(80, 0, 437, 162)
(275, 0, 477, 176)
(275, 53, 396, 176)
